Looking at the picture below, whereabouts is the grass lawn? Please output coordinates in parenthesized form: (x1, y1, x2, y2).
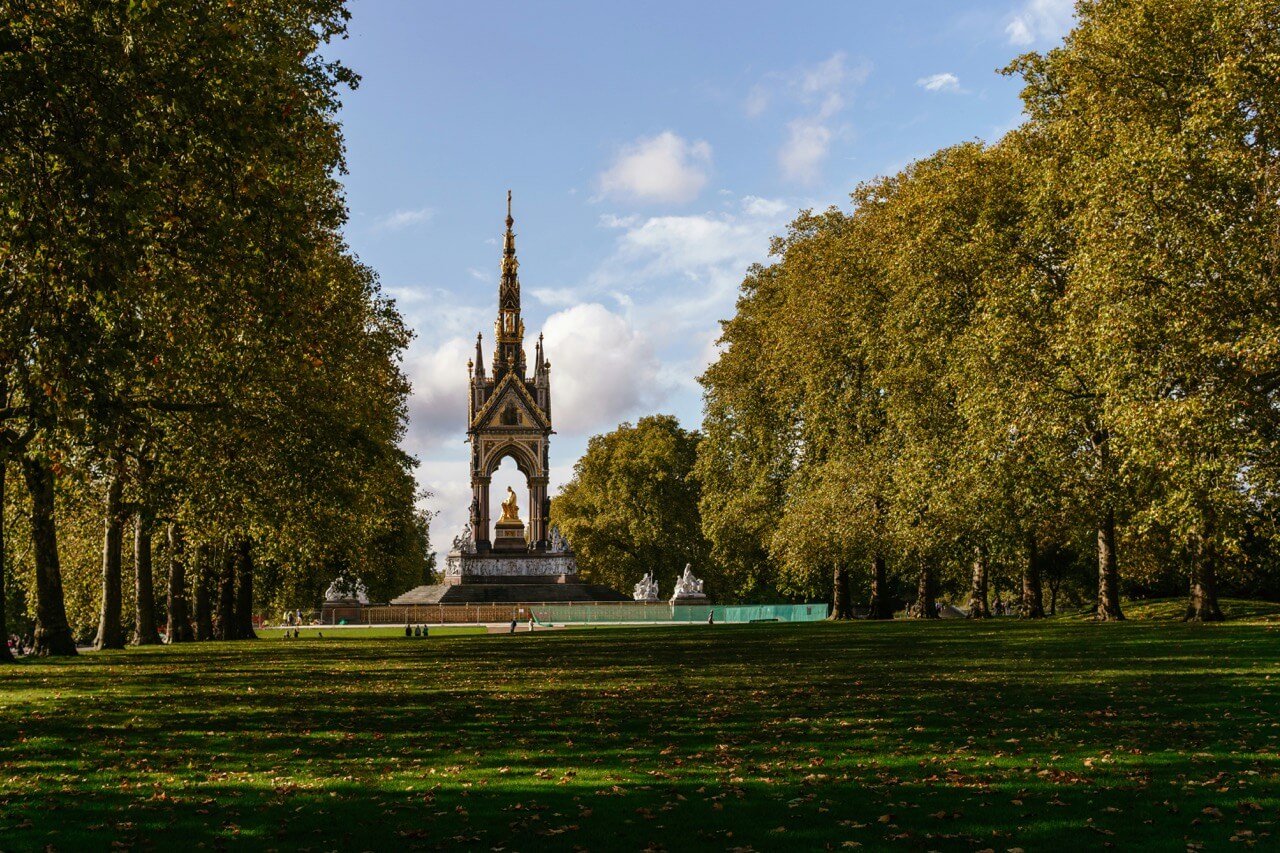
(2, 603, 1278, 851)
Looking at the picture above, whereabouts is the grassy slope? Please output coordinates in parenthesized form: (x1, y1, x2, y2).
(1, 611, 1278, 851)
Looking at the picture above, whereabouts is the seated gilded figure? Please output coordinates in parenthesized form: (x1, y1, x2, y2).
(499, 486, 521, 523)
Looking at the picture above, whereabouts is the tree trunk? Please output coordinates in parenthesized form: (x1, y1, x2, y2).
(233, 538, 257, 640)
(132, 513, 161, 645)
(1020, 533, 1045, 619)
(21, 456, 77, 655)
(913, 560, 938, 619)
(94, 456, 127, 650)
(829, 564, 854, 620)
(0, 461, 13, 664)
(1096, 507, 1125, 621)
(966, 545, 990, 618)
(166, 524, 194, 643)
(215, 546, 235, 641)
(867, 553, 892, 619)
(1048, 575, 1060, 616)
(1185, 521, 1224, 622)
(193, 545, 214, 641)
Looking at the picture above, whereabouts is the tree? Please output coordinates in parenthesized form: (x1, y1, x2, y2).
(1011, 0, 1280, 620)
(554, 416, 711, 599)
(696, 263, 797, 605)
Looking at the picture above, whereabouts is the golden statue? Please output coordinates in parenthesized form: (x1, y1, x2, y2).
(499, 486, 520, 522)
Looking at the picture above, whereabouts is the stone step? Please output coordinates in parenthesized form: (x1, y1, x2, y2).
(391, 582, 629, 605)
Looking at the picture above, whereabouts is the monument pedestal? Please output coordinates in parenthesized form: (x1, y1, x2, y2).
(391, 548, 630, 604)
(492, 519, 527, 551)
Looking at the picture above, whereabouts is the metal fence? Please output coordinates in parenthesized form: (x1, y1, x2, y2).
(531, 602, 827, 624)
(334, 601, 828, 626)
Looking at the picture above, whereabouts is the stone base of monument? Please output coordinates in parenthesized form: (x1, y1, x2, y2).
(320, 600, 364, 623)
(669, 594, 710, 606)
(491, 520, 527, 551)
(390, 550, 629, 604)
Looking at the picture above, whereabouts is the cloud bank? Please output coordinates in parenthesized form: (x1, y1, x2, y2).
(541, 304, 664, 434)
(598, 131, 712, 204)
(1006, 0, 1075, 45)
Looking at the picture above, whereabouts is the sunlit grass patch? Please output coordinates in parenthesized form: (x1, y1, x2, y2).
(1, 618, 1278, 850)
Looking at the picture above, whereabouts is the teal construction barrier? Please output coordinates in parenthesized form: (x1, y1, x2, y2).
(528, 602, 828, 625)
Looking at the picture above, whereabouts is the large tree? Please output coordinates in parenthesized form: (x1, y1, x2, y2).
(1011, 0, 1280, 620)
(554, 416, 712, 599)
(0, 0, 427, 650)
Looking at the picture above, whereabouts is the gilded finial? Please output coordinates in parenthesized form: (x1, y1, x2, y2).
(506, 190, 513, 229)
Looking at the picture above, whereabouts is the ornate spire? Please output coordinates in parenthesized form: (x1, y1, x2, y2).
(494, 191, 525, 379)
(499, 190, 518, 311)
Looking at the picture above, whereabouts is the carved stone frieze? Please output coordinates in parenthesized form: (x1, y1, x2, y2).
(445, 553, 578, 578)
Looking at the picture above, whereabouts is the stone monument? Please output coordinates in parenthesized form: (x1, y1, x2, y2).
(633, 572, 659, 602)
(669, 564, 708, 605)
(321, 575, 368, 623)
(392, 194, 627, 606)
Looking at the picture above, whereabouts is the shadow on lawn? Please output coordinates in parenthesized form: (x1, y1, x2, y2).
(1, 622, 1278, 851)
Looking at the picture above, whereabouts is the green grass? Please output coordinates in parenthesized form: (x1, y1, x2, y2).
(2, 609, 1278, 851)
(1081, 597, 1280, 622)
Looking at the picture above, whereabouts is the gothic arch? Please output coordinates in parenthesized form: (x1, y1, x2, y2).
(482, 442, 540, 479)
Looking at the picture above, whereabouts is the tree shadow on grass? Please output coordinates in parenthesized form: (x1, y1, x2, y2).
(1, 623, 1278, 850)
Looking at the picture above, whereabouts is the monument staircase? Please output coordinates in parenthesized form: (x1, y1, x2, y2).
(391, 578, 629, 605)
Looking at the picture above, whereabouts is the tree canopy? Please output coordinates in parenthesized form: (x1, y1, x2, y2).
(693, 0, 1280, 619)
(1, 0, 429, 656)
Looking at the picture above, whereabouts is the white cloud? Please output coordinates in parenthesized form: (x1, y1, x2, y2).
(606, 214, 769, 281)
(1005, 0, 1075, 45)
(917, 72, 961, 93)
(741, 195, 790, 218)
(748, 52, 869, 186)
(779, 119, 833, 185)
(598, 131, 712, 204)
(373, 206, 435, 232)
(530, 287, 580, 307)
(590, 199, 794, 352)
(403, 336, 476, 451)
(541, 304, 665, 434)
(593, 200, 792, 292)
(744, 85, 769, 117)
(598, 213, 639, 229)
(388, 286, 486, 340)
(802, 53, 851, 97)
(419, 471, 472, 553)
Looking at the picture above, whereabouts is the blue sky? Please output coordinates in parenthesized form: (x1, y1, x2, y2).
(326, 0, 1077, 549)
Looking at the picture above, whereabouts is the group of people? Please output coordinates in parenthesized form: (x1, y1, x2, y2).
(7, 634, 33, 656)
(405, 624, 430, 638)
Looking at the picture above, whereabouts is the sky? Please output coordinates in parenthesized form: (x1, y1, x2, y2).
(325, 0, 1078, 553)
